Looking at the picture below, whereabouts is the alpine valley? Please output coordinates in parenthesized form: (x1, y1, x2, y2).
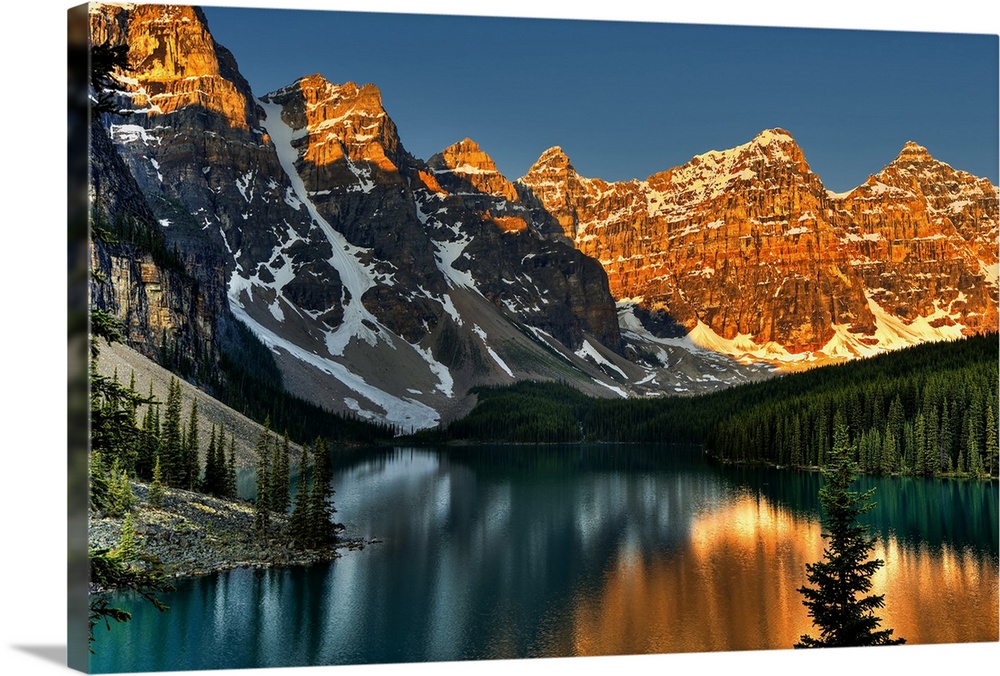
(88, 3, 999, 433)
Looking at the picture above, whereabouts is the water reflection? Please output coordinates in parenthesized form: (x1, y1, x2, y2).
(91, 445, 999, 673)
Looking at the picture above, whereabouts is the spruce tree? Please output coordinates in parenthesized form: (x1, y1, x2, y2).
(203, 424, 219, 495)
(271, 431, 291, 513)
(224, 432, 238, 500)
(116, 511, 138, 562)
(306, 437, 336, 547)
(161, 378, 183, 487)
(137, 382, 160, 481)
(90, 450, 111, 514)
(288, 443, 311, 548)
(940, 399, 954, 472)
(185, 398, 200, 490)
(149, 455, 165, 508)
(967, 425, 984, 478)
(985, 403, 998, 477)
(253, 420, 273, 534)
(796, 418, 904, 648)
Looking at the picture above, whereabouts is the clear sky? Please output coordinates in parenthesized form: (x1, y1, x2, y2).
(200, 2, 998, 193)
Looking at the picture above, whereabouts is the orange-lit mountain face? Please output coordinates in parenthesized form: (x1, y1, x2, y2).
(509, 129, 999, 365)
(89, 3, 640, 431)
(88, 3, 998, 429)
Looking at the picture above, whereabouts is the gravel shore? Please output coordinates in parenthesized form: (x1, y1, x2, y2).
(89, 482, 375, 584)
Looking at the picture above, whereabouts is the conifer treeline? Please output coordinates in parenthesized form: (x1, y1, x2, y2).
(432, 334, 999, 479)
(91, 364, 339, 549)
(114, 375, 242, 497)
(704, 339, 999, 478)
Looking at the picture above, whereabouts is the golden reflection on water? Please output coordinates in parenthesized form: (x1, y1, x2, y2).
(568, 490, 998, 655)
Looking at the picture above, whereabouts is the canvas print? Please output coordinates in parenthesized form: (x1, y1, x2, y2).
(74, 1, 999, 673)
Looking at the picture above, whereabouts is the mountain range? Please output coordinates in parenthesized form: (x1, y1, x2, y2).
(87, 3, 999, 431)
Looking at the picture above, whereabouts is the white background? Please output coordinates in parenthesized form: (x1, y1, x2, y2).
(2, 1, 997, 675)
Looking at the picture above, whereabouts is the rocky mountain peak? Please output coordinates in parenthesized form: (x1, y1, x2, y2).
(89, 3, 254, 130)
(427, 138, 518, 201)
(264, 74, 403, 175)
(892, 140, 935, 164)
(526, 146, 573, 174)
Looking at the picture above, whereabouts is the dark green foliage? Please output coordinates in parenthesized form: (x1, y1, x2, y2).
(443, 381, 592, 443)
(224, 433, 238, 500)
(796, 420, 905, 648)
(287, 438, 338, 550)
(136, 382, 160, 481)
(183, 399, 201, 490)
(254, 419, 273, 535)
(160, 378, 184, 487)
(706, 335, 998, 477)
(288, 443, 311, 546)
(202, 424, 223, 496)
(89, 451, 111, 514)
(149, 455, 165, 508)
(90, 358, 150, 479)
(430, 335, 998, 483)
(269, 431, 291, 513)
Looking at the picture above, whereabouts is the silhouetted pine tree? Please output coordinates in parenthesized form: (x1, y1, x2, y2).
(797, 419, 904, 648)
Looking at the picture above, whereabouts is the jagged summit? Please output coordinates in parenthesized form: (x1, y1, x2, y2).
(263, 73, 403, 176)
(89, 2, 255, 129)
(428, 138, 517, 201)
(894, 140, 934, 162)
(530, 146, 571, 168)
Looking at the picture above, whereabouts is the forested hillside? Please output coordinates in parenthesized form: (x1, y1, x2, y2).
(431, 334, 999, 479)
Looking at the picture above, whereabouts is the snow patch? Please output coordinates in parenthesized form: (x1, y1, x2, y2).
(109, 124, 161, 145)
(575, 340, 628, 379)
(472, 325, 514, 378)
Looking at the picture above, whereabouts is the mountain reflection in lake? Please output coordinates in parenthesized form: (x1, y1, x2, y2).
(90, 445, 999, 673)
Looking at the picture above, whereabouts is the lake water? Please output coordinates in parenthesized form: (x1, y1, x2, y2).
(89, 445, 999, 672)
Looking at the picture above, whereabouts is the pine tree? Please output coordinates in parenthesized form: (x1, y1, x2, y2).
(880, 427, 898, 476)
(116, 511, 138, 562)
(796, 418, 905, 648)
(90, 450, 111, 514)
(161, 378, 183, 487)
(305, 437, 337, 548)
(106, 459, 136, 518)
(967, 424, 985, 478)
(149, 455, 165, 508)
(253, 419, 273, 534)
(270, 431, 291, 513)
(224, 432, 238, 500)
(203, 424, 219, 495)
(940, 399, 954, 473)
(184, 398, 200, 490)
(137, 382, 160, 481)
(288, 443, 311, 547)
(985, 403, 998, 477)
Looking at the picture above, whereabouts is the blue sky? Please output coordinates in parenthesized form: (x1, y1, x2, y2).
(201, 4, 998, 193)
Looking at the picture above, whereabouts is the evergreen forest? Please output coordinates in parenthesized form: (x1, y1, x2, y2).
(428, 334, 999, 480)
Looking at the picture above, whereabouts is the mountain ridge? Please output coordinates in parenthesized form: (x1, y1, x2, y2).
(88, 3, 998, 431)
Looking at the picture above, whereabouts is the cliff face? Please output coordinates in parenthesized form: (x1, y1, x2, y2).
(515, 129, 998, 363)
(88, 113, 216, 372)
(88, 3, 996, 421)
(88, 3, 626, 428)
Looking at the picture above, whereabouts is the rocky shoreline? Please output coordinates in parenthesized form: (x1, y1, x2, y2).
(89, 482, 378, 586)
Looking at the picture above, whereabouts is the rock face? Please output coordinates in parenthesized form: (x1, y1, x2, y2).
(88, 3, 626, 429)
(515, 129, 998, 363)
(89, 113, 217, 372)
(88, 3, 996, 424)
